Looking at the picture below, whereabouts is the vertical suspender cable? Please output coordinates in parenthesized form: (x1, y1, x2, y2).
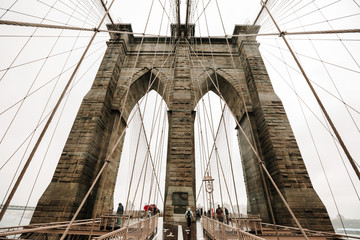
(176, 0, 181, 36)
(185, 0, 192, 34)
(260, 0, 360, 181)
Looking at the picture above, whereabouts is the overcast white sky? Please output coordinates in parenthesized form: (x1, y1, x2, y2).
(0, 0, 359, 227)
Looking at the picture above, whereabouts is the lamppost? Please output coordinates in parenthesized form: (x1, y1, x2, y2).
(203, 174, 214, 217)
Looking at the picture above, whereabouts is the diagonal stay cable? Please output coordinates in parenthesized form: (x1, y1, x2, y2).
(262, 0, 360, 181)
(274, 37, 355, 237)
(0, 45, 106, 212)
(139, 2, 174, 209)
(312, 1, 360, 77)
(0, 7, 75, 26)
(259, 48, 360, 168)
(262, 45, 360, 179)
(0, 0, 116, 223)
(214, 0, 279, 230)
(0, 34, 109, 38)
(17, 53, 105, 227)
(0, 0, 96, 145)
(285, 13, 360, 32)
(280, 0, 341, 28)
(15, 0, 105, 226)
(0, 39, 104, 73)
(0, 41, 105, 117)
(287, 4, 360, 134)
(0, 42, 105, 172)
(136, 0, 173, 209)
(36, 0, 99, 27)
(187, 38, 311, 240)
(260, 44, 360, 116)
(261, 41, 360, 75)
(0, 0, 20, 19)
(0, 0, 62, 83)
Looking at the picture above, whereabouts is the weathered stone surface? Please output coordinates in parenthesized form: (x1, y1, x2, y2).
(31, 24, 333, 231)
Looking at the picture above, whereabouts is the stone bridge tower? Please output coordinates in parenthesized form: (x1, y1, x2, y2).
(31, 23, 333, 231)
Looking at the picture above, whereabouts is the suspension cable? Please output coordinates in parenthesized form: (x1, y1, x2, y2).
(0, 0, 94, 145)
(261, 0, 360, 181)
(260, 45, 360, 118)
(187, 39, 310, 239)
(16, 1, 103, 225)
(0, 43, 105, 173)
(0, 0, 115, 225)
(275, 26, 354, 234)
(214, 0, 279, 232)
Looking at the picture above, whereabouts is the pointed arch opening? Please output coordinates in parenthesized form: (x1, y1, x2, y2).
(193, 70, 273, 223)
(110, 68, 170, 215)
(194, 90, 248, 217)
(113, 89, 169, 215)
(118, 68, 170, 120)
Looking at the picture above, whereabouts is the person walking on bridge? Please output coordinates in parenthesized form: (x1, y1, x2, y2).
(116, 203, 124, 227)
(224, 207, 229, 224)
(216, 205, 224, 222)
(185, 208, 194, 228)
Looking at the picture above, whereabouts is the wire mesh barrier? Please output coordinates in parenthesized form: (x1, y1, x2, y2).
(0, 219, 101, 237)
(93, 214, 158, 240)
(203, 216, 265, 240)
(261, 222, 360, 240)
(0, 215, 158, 240)
(229, 214, 263, 235)
(98, 210, 147, 231)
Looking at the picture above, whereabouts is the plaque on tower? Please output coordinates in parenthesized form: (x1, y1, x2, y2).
(172, 192, 188, 214)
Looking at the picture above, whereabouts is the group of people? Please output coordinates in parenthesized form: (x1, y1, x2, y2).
(116, 202, 161, 226)
(185, 205, 230, 228)
(205, 205, 230, 224)
(144, 204, 160, 216)
(215, 205, 230, 224)
(117, 202, 230, 230)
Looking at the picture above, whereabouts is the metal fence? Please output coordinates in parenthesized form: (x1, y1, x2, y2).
(203, 216, 265, 240)
(93, 214, 158, 240)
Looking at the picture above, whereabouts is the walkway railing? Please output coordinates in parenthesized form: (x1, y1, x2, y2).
(230, 214, 263, 234)
(93, 215, 158, 240)
(0, 219, 100, 237)
(203, 216, 265, 240)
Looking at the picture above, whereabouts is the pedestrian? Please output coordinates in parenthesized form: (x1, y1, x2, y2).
(144, 204, 150, 217)
(196, 208, 200, 218)
(185, 208, 194, 228)
(224, 207, 229, 224)
(153, 205, 160, 215)
(116, 203, 124, 226)
(149, 204, 156, 216)
(216, 205, 223, 222)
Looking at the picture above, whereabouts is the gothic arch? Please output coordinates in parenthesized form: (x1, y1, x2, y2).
(193, 68, 267, 218)
(195, 68, 248, 121)
(93, 68, 170, 216)
(115, 67, 170, 121)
